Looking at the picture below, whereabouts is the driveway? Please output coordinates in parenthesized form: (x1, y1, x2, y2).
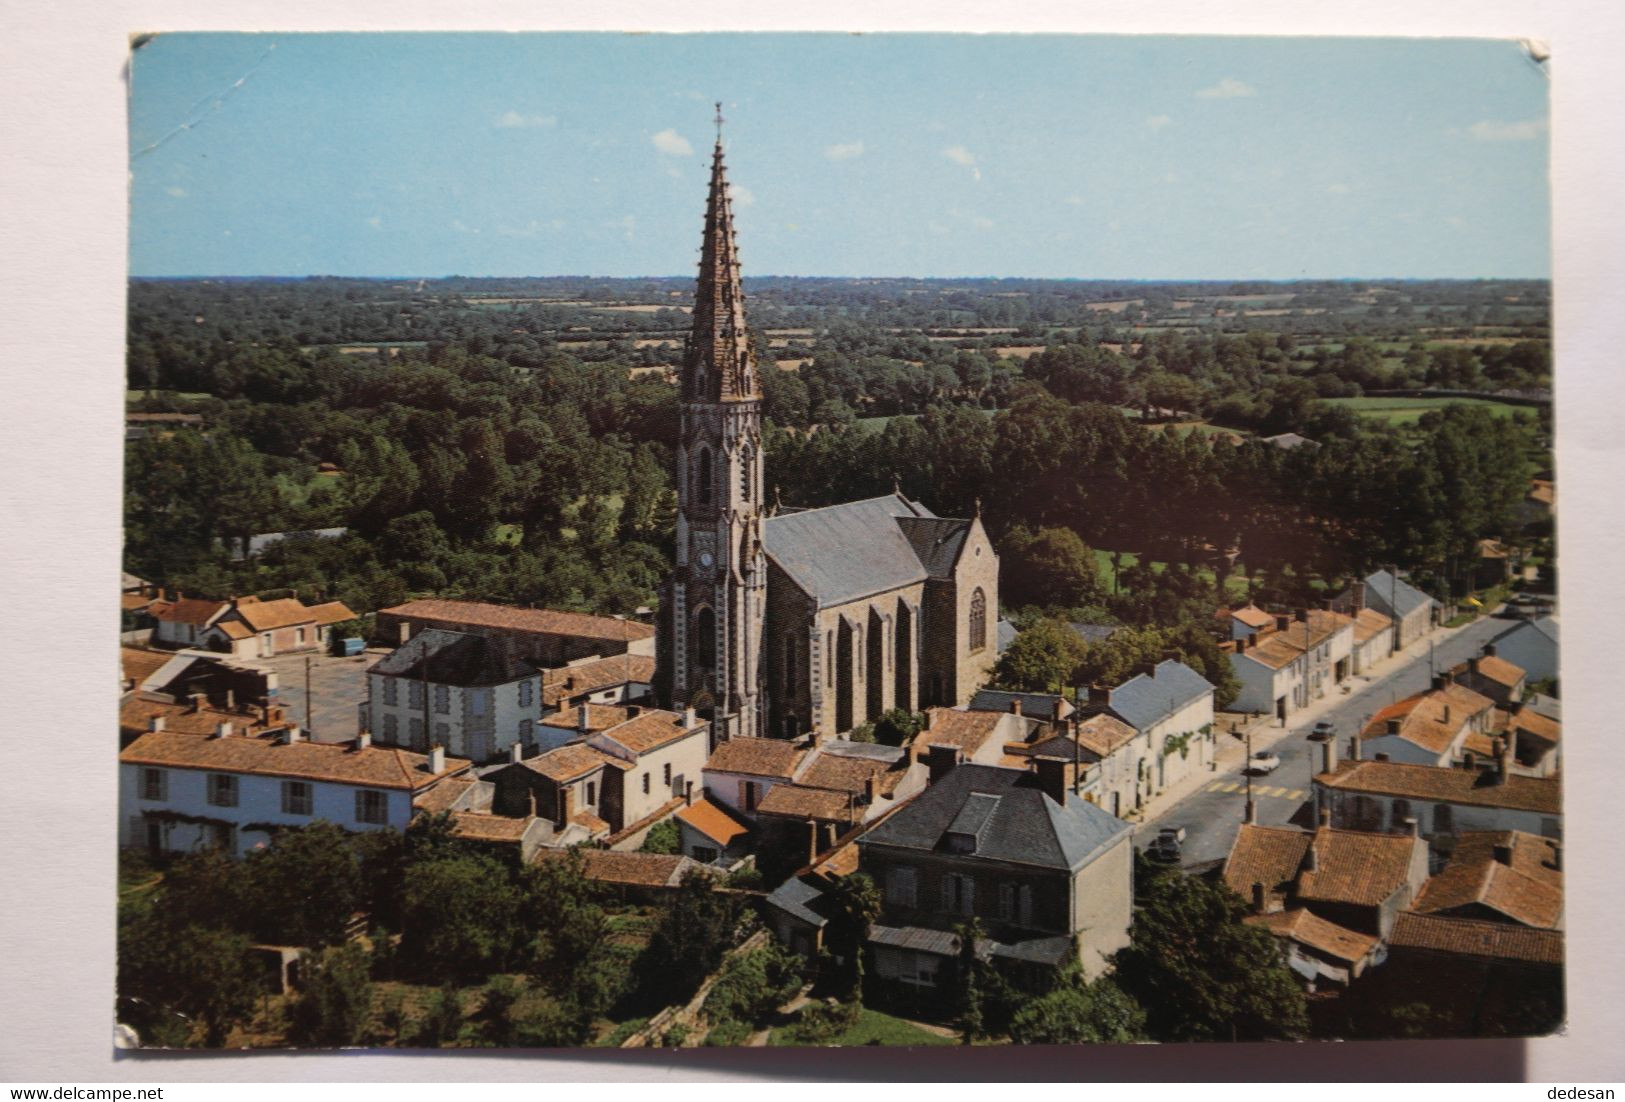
(256, 648, 386, 743)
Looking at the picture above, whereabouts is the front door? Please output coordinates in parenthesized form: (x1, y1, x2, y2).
(260, 632, 273, 657)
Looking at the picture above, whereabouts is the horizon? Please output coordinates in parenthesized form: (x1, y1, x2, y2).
(130, 33, 1551, 281)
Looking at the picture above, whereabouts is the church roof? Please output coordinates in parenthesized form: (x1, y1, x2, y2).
(895, 516, 972, 579)
(763, 493, 941, 608)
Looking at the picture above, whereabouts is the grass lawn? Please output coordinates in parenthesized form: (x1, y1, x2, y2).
(769, 1007, 953, 1047)
(1321, 396, 1533, 427)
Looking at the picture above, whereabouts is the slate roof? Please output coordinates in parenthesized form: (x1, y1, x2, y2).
(380, 599, 654, 642)
(1365, 570, 1437, 620)
(1315, 759, 1561, 815)
(1108, 660, 1214, 732)
(762, 494, 936, 608)
(767, 876, 831, 928)
(895, 515, 972, 579)
(1388, 912, 1563, 965)
(969, 691, 1070, 723)
(1068, 622, 1124, 646)
(859, 764, 1131, 871)
(1492, 616, 1559, 649)
(371, 629, 537, 686)
(996, 619, 1019, 654)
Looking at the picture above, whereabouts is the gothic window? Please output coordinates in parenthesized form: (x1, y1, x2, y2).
(691, 606, 717, 673)
(697, 447, 713, 506)
(740, 443, 753, 501)
(969, 588, 988, 654)
(784, 633, 797, 694)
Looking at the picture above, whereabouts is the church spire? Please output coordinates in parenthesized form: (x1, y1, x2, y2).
(684, 106, 757, 402)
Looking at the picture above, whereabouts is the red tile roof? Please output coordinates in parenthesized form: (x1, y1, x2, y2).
(1389, 912, 1563, 965)
(523, 743, 623, 783)
(120, 648, 173, 688)
(231, 596, 356, 632)
(1353, 608, 1393, 645)
(1246, 908, 1378, 965)
(1412, 831, 1562, 929)
(1360, 683, 1494, 756)
(447, 811, 533, 843)
(1315, 759, 1561, 815)
(756, 784, 860, 823)
(381, 599, 654, 641)
(676, 797, 752, 847)
(539, 704, 631, 733)
(541, 653, 656, 707)
(914, 708, 1006, 760)
(120, 729, 470, 790)
(150, 597, 227, 626)
(595, 710, 704, 755)
(1230, 605, 1276, 630)
(1296, 827, 1422, 909)
(705, 737, 807, 779)
(536, 849, 701, 888)
(1223, 824, 1311, 905)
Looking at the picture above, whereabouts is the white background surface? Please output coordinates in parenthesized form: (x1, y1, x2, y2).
(1, 0, 1620, 1084)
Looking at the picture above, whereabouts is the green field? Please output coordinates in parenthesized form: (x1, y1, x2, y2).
(1321, 396, 1534, 427)
(769, 1007, 952, 1047)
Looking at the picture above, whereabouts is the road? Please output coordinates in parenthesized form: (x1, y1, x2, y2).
(1138, 615, 1511, 868)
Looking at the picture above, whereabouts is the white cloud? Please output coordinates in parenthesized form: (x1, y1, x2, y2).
(495, 110, 557, 129)
(451, 218, 480, 235)
(731, 184, 756, 206)
(1145, 114, 1172, 130)
(971, 215, 994, 230)
(943, 145, 976, 167)
(366, 216, 382, 229)
(1467, 118, 1546, 142)
(1327, 182, 1351, 195)
(824, 141, 864, 161)
(164, 186, 187, 198)
(1196, 77, 1255, 99)
(652, 128, 694, 156)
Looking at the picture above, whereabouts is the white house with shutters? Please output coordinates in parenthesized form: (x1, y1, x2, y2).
(119, 717, 472, 857)
(364, 628, 544, 763)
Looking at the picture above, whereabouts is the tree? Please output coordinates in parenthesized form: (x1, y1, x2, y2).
(118, 919, 259, 1047)
(241, 822, 363, 948)
(1113, 869, 1308, 1042)
(1008, 976, 1145, 1044)
(287, 942, 374, 1047)
(638, 872, 743, 1005)
(992, 617, 1087, 692)
(638, 818, 681, 855)
(410, 983, 467, 1048)
(1000, 526, 1105, 611)
(871, 708, 924, 747)
(954, 918, 985, 1045)
(825, 873, 883, 998)
(400, 852, 526, 982)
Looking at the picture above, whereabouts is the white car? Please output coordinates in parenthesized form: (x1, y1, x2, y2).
(1249, 751, 1282, 774)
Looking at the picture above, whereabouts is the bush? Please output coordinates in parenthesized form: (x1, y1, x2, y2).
(704, 1018, 753, 1047)
(789, 999, 860, 1044)
(639, 818, 681, 855)
(286, 943, 374, 1047)
(661, 1022, 690, 1047)
(598, 1017, 648, 1048)
(408, 984, 466, 1048)
(702, 943, 805, 1027)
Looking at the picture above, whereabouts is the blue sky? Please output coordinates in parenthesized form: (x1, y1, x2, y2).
(128, 33, 1550, 279)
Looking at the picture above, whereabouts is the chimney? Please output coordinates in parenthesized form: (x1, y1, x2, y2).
(428, 745, 445, 773)
(509, 741, 525, 764)
(683, 706, 697, 728)
(1319, 737, 1339, 774)
(1386, 718, 1402, 735)
(1304, 843, 1319, 873)
(555, 784, 575, 831)
(1352, 581, 1367, 611)
(626, 704, 642, 719)
(1319, 806, 1332, 829)
(1034, 756, 1068, 806)
(1483, 643, 1497, 658)
(1432, 673, 1450, 694)
(1251, 882, 1267, 914)
(1009, 698, 1022, 717)
(1087, 684, 1111, 708)
(1551, 842, 1563, 872)
(1493, 841, 1514, 865)
(1295, 607, 1309, 623)
(927, 743, 959, 785)
(355, 731, 372, 751)
(281, 723, 301, 744)
(685, 780, 695, 806)
(1463, 750, 1477, 771)
(224, 689, 235, 710)
(189, 692, 208, 713)
(528, 788, 538, 819)
(1275, 615, 1291, 633)
(806, 819, 821, 866)
(214, 721, 233, 739)
(1374, 752, 1389, 762)
(1347, 735, 1362, 763)
(1468, 657, 1481, 678)
(1494, 736, 1513, 785)
(147, 715, 165, 733)
(1236, 634, 1246, 653)
(865, 771, 882, 806)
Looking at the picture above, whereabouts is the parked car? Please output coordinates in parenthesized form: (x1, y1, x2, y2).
(1309, 721, 1336, 741)
(1147, 829, 1183, 863)
(1249, 751, 1282, 774)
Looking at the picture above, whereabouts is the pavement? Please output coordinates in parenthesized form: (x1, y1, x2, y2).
(256, 647, 387, 743)
(1132, 610, 1514, 868)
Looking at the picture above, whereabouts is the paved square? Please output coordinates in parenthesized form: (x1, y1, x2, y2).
(256, 648, 383, 743)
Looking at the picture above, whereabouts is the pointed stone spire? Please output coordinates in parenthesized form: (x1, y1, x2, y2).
(684, 109, 757, 402)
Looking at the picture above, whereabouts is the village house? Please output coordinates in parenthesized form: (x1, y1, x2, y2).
(1447, 644, 1527, 708)
(700, 736, 810, 818)
(1378, 912, 1564, 1035)
(1312, 736, 1561, 845)
(675, 795, 755, 865)
(126, 648, 278, 713)
(913, 706, 1043, 771)
(1029, 710, 1142, 819)
(1217, 604, 1277, 642)
(857, 759, 1135, 982)
(536, 702, 635, 751)
(1228, 609, 1355, 722)
(1357, 676, 1497, 768)
(148, 595, 230, 649)
(1482, 702, 1561, 778)
(487, 707, 709, 849)
(1093, 658, 1216, 797)
(119, 715, 471, 857)
(966, 690, 1074, 734)
(376, 598, 655, 663)
(540, 652, 656, 711)
(752, 739, 920, 876)
(1342, 571, 1438, 652)
(538, 850, 721, 903)
(364, 628, 542, 762)
(1349, 608, 1395, 676)
(1224, 816, 1429, 985)
(1410, 830, 1563, 929)
(195, 594, 356, 658)
(1488, 616, 1558, 684)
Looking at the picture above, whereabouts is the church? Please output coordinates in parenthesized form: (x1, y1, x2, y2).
(657, 124, 999, 742)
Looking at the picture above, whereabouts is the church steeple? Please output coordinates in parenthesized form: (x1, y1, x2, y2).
(684, 105, 757, 403)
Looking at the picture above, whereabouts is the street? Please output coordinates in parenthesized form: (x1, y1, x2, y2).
(256, 648, 383, 743)
(1138, 615, 1511, 868)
